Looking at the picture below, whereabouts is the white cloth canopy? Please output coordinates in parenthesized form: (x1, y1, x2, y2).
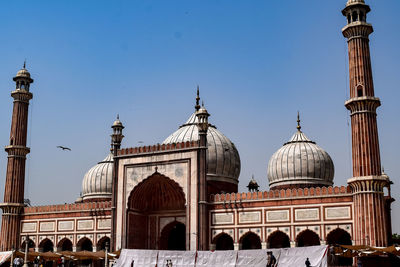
(113, 245, 328, 267)
(236, 249, 281, 267)
(278, 245, 328, 267)
(157, 250, 196, 267)
(196, 251, 237, 266)
(114, 249, 157, 267)
(0, 251, 12, 265)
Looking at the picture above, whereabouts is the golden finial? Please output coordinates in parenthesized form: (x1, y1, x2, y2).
(297, 111, 301, 131)
(195, 86, 200, 111)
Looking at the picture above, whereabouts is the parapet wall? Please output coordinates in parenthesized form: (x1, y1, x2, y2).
(118, 141, 199, 156)
(24, 201, 111, 214)
(210, 185, 351, 202)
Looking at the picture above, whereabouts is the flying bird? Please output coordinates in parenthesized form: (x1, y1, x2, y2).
(57, 146, 71, 151)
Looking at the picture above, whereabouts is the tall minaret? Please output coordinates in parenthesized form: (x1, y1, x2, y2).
(342, 0, 390, 246)
(196, 102, 209, 250)
(110, 115, 124, 251)
(0, 64, 33, 251)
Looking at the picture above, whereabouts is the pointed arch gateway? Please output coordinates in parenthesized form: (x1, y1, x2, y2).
(127, 171, 186, 249)
(212, 233, 234, 250)
(267, 230, 290, 248)
(57, 238, 73, 251)
(39, 238, 54, 252)
(326, 228, 353, 266)
(240, 232, 261, 250)
(296, 229, 320, 247)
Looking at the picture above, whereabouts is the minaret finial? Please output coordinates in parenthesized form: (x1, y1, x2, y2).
(297, 111, 301, 131)
(117, 114, 119, 120)
(202, 100, 204, 107)
(195, 86, 200, 111)
(23, 60, 26, 69)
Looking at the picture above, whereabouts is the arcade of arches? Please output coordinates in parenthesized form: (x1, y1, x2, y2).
(127, 172, 186, 250)
(212, 228, 351, 250)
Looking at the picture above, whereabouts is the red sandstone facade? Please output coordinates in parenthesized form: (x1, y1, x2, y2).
(0, 0, 394, 259)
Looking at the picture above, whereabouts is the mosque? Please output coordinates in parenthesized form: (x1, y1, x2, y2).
(0, 0, 395, 263)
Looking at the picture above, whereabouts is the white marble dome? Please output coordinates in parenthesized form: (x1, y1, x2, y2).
(81, 154, 113, 201)
(267, 127, 334, 190)
(346, 0, 364, 6)
(163, 112, 241, 185)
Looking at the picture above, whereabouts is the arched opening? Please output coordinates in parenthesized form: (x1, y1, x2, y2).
(57, 238, 73, 251)
(326, 228, 353, 266)
(357, 85, 363, 97)
(213, 233, 234, 250)
(267, 230, 290, 248)
(127, 171, 186, 249)
(296, 229, 320, 247)
(159, 222, 186, 250)
(39, 239, 54, 252)
(21, 239, 35, 252)
(347, 14, 351, 24)
(240, 232, 261, 250)
(359, 12, 365, 22)
(352, 11, 358, 22)
(77, 237, 93, 251)
(97, 236, 110, 251)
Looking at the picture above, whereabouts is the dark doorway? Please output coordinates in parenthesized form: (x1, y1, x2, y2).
(240, 232, 261, 250)
(39, 239, 54, 252)
(160, 222, 186, 250)
(296, 229, 320, 247)
(127, 171, 186, 249)
(58, 238, 73, 251)
(214, 233, 234, 250)
(326, 228, 353, 266)
(268, 230, 290, 248)
(21, 239, 35, 252)
(77, 237, 93, 251)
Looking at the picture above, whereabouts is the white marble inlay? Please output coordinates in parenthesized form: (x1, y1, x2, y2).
(212, 213, 234, 225)
(39, 222, 55, 232)
(97, 219, 111, 229)
(22, 222, 36, 232)
(77, 220, 93, 230)
(239, 211, 261, 223)
(325, 207, 351, 219)
(58, 221, 74, 231)
(266, 210, 289, 222)
(295, 208, 319, 221)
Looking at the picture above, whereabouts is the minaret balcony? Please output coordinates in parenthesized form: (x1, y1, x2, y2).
(5, 145, 30, 157)
(342, 22, 373, 39)
(345, 96, 380, 115)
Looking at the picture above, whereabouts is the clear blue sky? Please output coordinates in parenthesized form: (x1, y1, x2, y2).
(0, 0, 399, 233)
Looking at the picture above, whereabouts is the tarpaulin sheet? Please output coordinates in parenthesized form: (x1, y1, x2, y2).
(196, 251, 237, 266)
(113, 246, 328, 267)
(0, 251, 12, 265)
(236, 249, 280, 267)
(277, 245, 328, 267)
(114, 249, 157, 267)
(157, 250, 196, 267)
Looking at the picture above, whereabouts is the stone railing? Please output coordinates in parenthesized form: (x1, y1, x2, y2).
(24, 201, 111, 214)
(210, 186, 351, 202)
(118, 141, 199, 156)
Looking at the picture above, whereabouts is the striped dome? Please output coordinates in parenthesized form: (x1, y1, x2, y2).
(346, 0, 364, 6)
(81, 154, 113, 201)
(163, 112, 241, 185)
(267, 128, 334, 190)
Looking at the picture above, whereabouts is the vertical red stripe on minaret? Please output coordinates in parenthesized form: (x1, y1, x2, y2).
(0, 68, 33, 251)
(342, 1, 389, 247)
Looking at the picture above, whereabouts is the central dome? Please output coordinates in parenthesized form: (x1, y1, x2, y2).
(163, 106, 241, 194)
(267, 118, 334, 190)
